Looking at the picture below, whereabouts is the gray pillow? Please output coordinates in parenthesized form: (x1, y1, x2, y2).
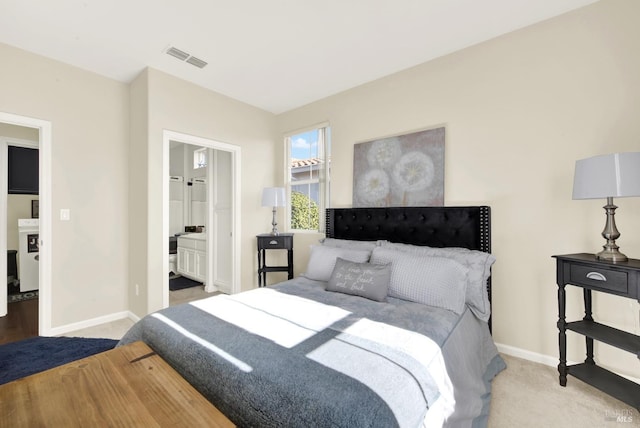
(303, 245, 372, 281)
(326, 258, 391, 302)
(370, 247, 468, 314)
(379, 242, 495, 321)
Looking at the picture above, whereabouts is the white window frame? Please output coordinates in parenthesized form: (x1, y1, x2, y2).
(284, 123, 330, 233)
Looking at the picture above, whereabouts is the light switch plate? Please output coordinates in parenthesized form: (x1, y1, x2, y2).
(60, 209, 70, 221)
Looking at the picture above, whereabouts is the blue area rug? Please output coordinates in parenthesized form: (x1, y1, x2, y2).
(0, 336, 118, 385)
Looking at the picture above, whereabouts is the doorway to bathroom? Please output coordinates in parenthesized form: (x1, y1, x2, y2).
(162, 130, 241, 308)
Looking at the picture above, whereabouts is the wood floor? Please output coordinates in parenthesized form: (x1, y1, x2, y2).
(0, 341, 235, 427)
(0, 298, 38, 345)
(0, 285, 209, 347)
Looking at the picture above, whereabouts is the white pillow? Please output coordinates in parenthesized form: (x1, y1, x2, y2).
(380, 242, 495, 321)
(370, 247, 468, 314)
(303, 245, 372, 282)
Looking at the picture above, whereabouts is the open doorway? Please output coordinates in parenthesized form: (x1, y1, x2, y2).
(162, 130, 241, 308)
(0, 112, 52, 336)
(3, 136, 39, 297)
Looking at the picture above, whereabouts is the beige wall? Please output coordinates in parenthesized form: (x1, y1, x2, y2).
(276, 0, 640, 377)
(0, 42, 130, 327)
(129, 68, 278, 316)
(0, 123, 39, 141)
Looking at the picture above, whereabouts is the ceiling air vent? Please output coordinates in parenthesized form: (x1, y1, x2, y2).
(165, 46, 208, 69)
(186, 56, 208, 69)
(166, 47, 189, 61)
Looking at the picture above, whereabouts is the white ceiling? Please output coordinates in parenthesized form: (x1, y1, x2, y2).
(0, 0, 598, 114)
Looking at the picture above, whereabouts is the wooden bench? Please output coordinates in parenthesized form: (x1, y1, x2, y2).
(0, 340, 235, 427)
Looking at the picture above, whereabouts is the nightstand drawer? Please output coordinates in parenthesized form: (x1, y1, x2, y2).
(569, 264, 628, 293)
(257, 235, 292, 249)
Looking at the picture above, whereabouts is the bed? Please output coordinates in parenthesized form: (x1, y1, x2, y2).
(119, 206, 506, 428)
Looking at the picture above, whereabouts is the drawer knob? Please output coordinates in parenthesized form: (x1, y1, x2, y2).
(586, 272, 607, 281)
(269, 240, 278, 245)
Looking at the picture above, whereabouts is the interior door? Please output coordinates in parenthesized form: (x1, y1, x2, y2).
(211, 149, 232, 293)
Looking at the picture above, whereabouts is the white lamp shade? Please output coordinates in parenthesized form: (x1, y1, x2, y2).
(262, 187, 286, 207)
(572, 152, 640, 200)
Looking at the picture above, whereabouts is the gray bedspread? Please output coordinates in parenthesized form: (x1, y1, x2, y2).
(119, 278, 505, 428)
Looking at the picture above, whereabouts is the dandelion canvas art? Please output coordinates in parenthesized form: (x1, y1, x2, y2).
(353, 127, 444, 207)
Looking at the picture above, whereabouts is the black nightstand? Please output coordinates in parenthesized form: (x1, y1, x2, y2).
(554, 253, 640, 410)
(257, 233, 294, 287)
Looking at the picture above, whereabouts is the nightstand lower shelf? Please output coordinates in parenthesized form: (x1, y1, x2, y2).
(568, 363, 640, 409)
(566, 320, 640, 355)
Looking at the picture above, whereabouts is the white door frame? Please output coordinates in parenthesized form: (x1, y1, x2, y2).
(0, 137, 38, 310)
(162, 130, 241, 307)
(0, 112, 52, 335)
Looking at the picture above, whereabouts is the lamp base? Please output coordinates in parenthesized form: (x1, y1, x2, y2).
(596, 197, 628, 263)
(270, 207, 279, 236)
(596, 248, 628, 263)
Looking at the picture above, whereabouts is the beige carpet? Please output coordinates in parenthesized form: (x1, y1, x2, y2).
(489, 354, 640, 427)
(169, 285, 218, 306)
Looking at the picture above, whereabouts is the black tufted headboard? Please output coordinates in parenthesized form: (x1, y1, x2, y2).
(325, 206, 491, 252)
(325, 206, 493, 328)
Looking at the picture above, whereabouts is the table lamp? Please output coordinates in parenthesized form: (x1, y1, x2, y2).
(262, 187, 286, 235)
(572, 152, 640, 262)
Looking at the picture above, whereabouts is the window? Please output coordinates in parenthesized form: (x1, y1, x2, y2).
(286, 125, 331, 232)
(193, 148, 207, 169)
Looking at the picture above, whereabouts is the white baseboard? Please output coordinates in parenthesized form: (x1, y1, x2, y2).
(496, 342, 640, 384)
(495, 342, 559, 366)
(128, 311, 141, 323)
(44, 311, 139, 337)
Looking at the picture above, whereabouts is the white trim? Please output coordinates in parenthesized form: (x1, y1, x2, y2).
(0, 141, 6, 317)
(1, 137, 38, 149)
(128, 311, 142, 323)
(283, 121, 330, 138)
(284, 134, 292, 230)
(495, 342, 640, 384)
(0, 112, 52, 337)
(207, 148, 216, 292)
(46, 311, 140, 336)
(163, 137, 170, 308)
(162, 130, 241, 306)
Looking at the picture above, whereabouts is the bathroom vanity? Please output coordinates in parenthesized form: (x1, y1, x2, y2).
(176, 233, 206, 284)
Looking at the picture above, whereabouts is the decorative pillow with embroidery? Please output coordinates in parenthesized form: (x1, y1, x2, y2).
(326, 258, 391, 302)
